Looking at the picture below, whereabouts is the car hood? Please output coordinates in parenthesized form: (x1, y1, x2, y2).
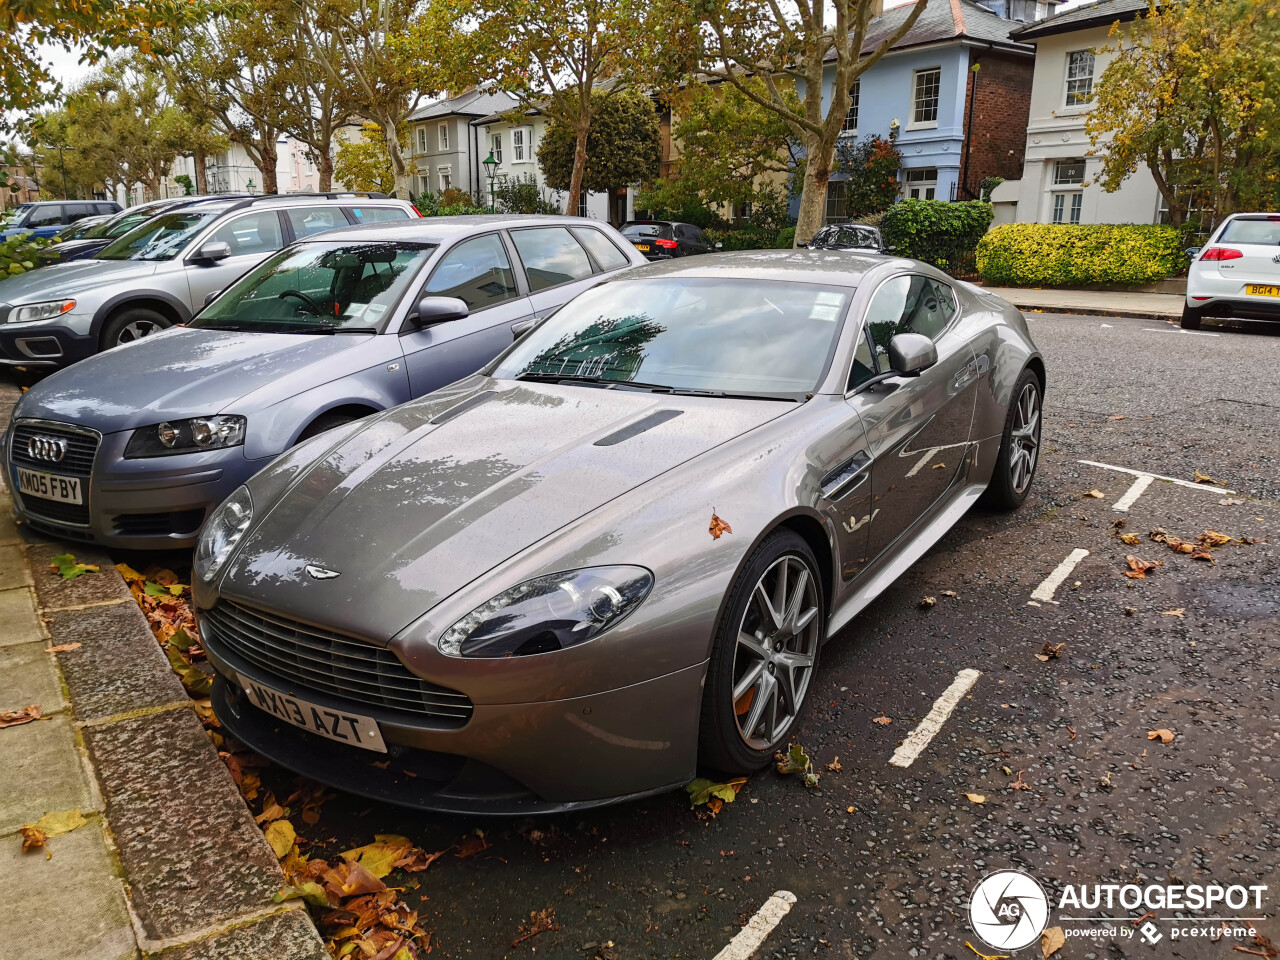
(39, 238, 108, 259)
(15, 328, 375, 434)
(0, 258, 157, 302)
(221, 381, 794, 642)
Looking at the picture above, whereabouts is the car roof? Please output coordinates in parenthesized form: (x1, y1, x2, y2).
(613, 249, 910, 286)
(299, 214, 613, 245)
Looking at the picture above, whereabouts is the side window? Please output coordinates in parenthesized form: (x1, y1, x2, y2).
(286, 206, 345, 239)
(65, 204, 92, 222)
(422, 234, 519, 310)
(863, 276, 912, 369)
(694, 227, 711, 246)
(848, 326, 878, 391)
(899, 277, 955, 340)
(209, 211, 284, 256)
(571, 227, 629, 271)
(96, 203, 117, 216)
(348, 205, 409, 223)
(28, 206, 64, 228)
(509, 227, 594, 292)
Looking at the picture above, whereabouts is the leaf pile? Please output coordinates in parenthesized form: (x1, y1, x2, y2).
(1148, 527, 1265, 564)
(116, 563, 210, 696)
(774, 743, 819, 787)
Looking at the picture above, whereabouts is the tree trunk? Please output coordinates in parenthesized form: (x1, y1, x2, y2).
(795, 135, 835, 246)
(259, 139, 279, 194)
(379, 119, 410, 199)
(194, 153, 209, 195)
(567, 116, 591, 216)
(318, 150, 333, 192)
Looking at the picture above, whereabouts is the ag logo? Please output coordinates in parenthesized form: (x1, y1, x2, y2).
(969, 870, 1050, 952)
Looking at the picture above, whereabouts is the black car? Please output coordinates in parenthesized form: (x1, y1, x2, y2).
(620, 220, 716, 260)
(799, 223, 892, 253)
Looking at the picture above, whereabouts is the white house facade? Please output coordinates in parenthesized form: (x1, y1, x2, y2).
(991, 0, 1162, 226)
(406, 88, 520, 198)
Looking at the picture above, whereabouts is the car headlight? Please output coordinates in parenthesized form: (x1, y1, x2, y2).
(124, 415, 247, 458)
(195, 485, 252, 582)
(10, 299, 76, 323)
(438, 566, 654, 658)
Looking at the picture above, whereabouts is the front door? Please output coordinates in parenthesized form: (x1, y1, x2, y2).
(184, 210, 287, 313)
(399, 232, 534, 397)
(848, 273, 978, 561)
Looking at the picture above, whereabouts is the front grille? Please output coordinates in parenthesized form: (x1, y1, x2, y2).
(111, 509, 205, 538)
(9, 420, 99, 527)
(202, 600, 473, 727)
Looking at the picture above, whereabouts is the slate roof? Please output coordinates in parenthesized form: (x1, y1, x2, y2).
(407, 88, 519, 123)
(1012, 0, 1149, 40)
(826, 0, 1037, 59)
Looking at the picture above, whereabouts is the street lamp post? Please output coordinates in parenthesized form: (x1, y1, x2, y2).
(482, 151, 499, 213)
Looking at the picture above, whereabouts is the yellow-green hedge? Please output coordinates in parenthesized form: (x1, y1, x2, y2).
(976, 223, 1187, 286)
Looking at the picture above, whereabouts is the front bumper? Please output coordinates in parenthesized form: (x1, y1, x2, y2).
(204, 624, 706, 814)
(0, 311, 98, 368)
(6, 420, 268, 549)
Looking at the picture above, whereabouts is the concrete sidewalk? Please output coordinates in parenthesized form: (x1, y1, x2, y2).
(979, 285, 1184, 320)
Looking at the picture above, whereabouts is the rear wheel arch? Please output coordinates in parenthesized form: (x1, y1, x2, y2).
(1025, 355, 1046, 392)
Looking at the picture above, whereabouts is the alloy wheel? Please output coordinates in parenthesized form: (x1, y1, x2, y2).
(731, 554, 821, 750)
(1009, 381, 1041, 495)
(116, 319, 160, 344)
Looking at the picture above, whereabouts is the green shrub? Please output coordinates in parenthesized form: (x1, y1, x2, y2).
(976, 223, 1188, 286)
(413, 189, 486, 217)
(776, 226, 796, 248)
(706, 226, 784, 251)
(0, 233, 49, 278)
(491, 173, 559, 215)
(880, 199, 992, 276)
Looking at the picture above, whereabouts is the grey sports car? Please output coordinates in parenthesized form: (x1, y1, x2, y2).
(194, 250, 1044, 814)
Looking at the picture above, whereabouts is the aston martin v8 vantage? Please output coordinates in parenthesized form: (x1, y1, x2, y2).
(194, 250, 1044, 814)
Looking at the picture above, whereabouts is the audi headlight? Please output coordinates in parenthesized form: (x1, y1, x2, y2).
(438, 566, 654, 658)
(195, 486, 252, 582)
(10, 299, 76, 323)
(124, 415, 247, 458)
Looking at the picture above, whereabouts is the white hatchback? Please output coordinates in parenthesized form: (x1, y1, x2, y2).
(1184, 214, 1280, 329)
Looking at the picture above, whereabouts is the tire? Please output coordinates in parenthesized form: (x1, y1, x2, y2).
(983, 367, 1042, 511)
(295, 411, 360, 444)
(100, 307, 171, 351)
(698, 529, 825, 774)
(1180, 304, 1204, 330)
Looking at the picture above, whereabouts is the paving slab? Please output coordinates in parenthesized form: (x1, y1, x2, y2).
(0, 814, 135, 960)
(48, 599, 188, 722)
(0, 585, 46, 647)
(0, 541, 34, 591)
(25, 539, 133, 610)
(0, 712, 100, 835)
(0, 640, 65, 714)
(979, 284, 1183, 319)
(86, 706, 286, 942)
(146, 907, 327, 960)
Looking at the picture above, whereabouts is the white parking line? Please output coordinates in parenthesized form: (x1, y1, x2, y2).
(1143, 327, 1221, 337)
(1030, 548, 1089, 603)
(712, 891, 797, 960)
(1079, 460, 1235, 515)
(1112, 474, 1154, 512)
(889, 668, 981, 769)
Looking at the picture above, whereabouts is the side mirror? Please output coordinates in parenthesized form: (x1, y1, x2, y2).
(411, 295, 469, 327)
(203, 290, 221, 307)
(887, 333, 938, 376)
(713, 241, 724, 250)
(195, 240, 231, 262)
(1185, 247, 1201, 260)
(796, 241, 809, 249)
(511, 318, 537, 341)
(882, 245, 897, 253)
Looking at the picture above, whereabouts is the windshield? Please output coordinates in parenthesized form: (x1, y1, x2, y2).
(98, 208, 224, 261)
(621, 223, 672, 239)
(1219, 217, 1280, 246)
(492, 277, 850, 397)
(191, 241, 435, 334)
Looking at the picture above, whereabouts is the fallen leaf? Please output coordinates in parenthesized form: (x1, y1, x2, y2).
(964, 792, 986, 804)
(1118, 532, 1141, 545)
(1112, 517, 1127, 529)
(26, 809, 86, 841)
(273, 881, 330, 908)
(455, 833, 489, 859)
(1107, 414, 1126, 421)
(686, 778, 746, 810)
(965, 941, 1010, 960)
(49, 554, 99, 580)
(1066, 725, 1077, 741)
(1220, 498, 1244, 506)
(46, 643, 82, 653)
(254, 800, 285, 825)
(1041, 642, 1065, 659)
(1199, 529, 1241, 547)
(942, 589, 959, 598)
(931, 462, 947, 469)
(341, 835, 417, 878)
(872, 714, 893, 726)
(1011, 770, 1031, 791)
(1124, 555, 1164, 579)
(774, 742, 811, 775)
(1193, 469, 1222, 485)
(1042, 925, 1066, 957)
(0, 704, 41, 728)
(1084, 489, 1105, 498)
(264, 819, 296, 859)
(19, 825, 47, 853)
(920, 596, 936, 608)
(826, 756, 843, 772)
(1162, 608, 1185, 618)
(708, 511, 732, 540)
(512, 907, 560, 948)
(1147, 728, 1175, 744)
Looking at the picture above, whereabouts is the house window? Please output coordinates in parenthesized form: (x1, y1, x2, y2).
(841, 78, 860, 134)
(491, 133, 502, 164)
(513, 126, 533, 162)
(577, 191, 589, 217)
(912, 68, 941, 126)
(419, 175, 430, 195)
(824, 179, 846, 223)
(438, 122, 449, 151)
(733, 200, 753, 223)
(416, 127, 427, 154)
(1052, 192, 1083, 224)
(438, 165, 452, 192)
(1053, 159, 1086, 185)
(1065, 50, 1094, 107)
(904, 167, 937, 200)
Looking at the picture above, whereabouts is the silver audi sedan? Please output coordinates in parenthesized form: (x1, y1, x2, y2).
(194, 251, 1044, 814)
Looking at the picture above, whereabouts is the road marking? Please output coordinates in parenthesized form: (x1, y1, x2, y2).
(889, 668, 981, 769)
(1079, 460, 1235, 496)
(712, 890, 797, 960)
(1112, 474, 1154, 512)
(1030, 548, 1089, 604)
(1143, 327, 1221, 337)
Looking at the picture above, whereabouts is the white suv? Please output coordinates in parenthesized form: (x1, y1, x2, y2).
(1184, 213, 1280, 329)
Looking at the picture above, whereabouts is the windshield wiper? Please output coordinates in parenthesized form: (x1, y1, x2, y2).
(514, 372, 798, 402)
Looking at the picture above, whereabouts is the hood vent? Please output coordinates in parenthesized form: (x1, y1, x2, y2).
(594, 409, 683, 446)
(430, 390, 496, 425)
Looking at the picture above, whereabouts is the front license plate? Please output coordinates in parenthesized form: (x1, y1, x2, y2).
(238, 673, 387, 753)
(1246, 284, 1280, 298)
(634, 243, 650, 251)
(15, 468, 83, 504)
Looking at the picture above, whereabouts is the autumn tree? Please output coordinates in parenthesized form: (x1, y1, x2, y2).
(1086, 0, 1280, 227)
(679, 0, 930, 244)
(835, 134, 901, 218)
(334, 121, 405, 194)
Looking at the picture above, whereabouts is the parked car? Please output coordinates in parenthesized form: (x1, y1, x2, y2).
(4, 214, 646, 548)
(1183, 213, 1280, 329)
(35, 195, 248, 267)
(49, 214, 114, 244)
(189, 250, 1044, 813)
(0, 200, 122, 240)
(619, 220, 716, 260)
(800, 223, 893, 253)
(0, 192, 415, 369)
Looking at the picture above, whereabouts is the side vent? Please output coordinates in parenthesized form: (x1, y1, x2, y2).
(429, 390, 496, 425)
(594, 409, 683, 446)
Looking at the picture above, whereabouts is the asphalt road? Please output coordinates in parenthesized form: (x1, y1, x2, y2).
(255, 311, 1280, 960)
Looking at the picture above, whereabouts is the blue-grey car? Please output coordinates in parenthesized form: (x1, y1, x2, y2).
(4, 215, 646, 548)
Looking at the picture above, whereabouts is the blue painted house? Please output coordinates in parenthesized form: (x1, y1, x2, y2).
(795, 0, 1054, 223)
